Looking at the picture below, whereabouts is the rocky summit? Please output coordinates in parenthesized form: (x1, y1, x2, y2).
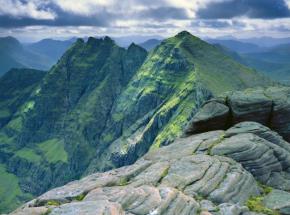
(10, 114, 290, 214)
(0, 31, 273, 213)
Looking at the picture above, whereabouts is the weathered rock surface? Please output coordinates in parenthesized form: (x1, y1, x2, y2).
(184, 100, 230, 135)
(263, 189, 290, 215)
(11, 126, 268, 215)
(211, 122, 290, 191)
(185, 87, 290, 141)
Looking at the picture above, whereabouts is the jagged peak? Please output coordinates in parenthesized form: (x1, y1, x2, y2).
(175, 30, 193, 38)
(127, 42, 147, 53)
(75, 38, 85, 44)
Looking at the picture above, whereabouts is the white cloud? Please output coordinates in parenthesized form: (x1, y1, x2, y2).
(0, 0, 56, 19)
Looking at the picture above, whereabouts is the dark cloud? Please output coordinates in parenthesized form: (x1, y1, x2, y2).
(0, 3, 188, 28)
(137, 7, 189, 20)
(0, 2, 113, 28)
(197, 0, 290, 19)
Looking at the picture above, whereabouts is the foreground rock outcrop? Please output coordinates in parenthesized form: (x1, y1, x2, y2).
(11, 119, 290, 215)
(185, 87, 290, 142)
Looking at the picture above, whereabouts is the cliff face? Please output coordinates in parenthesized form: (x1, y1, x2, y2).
(11, 87, 290, 215)
(0, 32, 272, 213)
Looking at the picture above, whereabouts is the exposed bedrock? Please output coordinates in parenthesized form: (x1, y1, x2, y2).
(185, 87, 290, 142)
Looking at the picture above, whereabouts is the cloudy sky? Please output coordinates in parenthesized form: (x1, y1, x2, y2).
(0, 0, 290, 42)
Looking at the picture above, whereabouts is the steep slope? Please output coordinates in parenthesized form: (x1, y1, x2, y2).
(0, 37, 148, 213)
(0, 32, 271, 213)
(0, 68, 45, 213)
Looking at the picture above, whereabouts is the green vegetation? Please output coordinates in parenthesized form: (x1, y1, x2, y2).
(103, 133, 114, 142)
(46, 200, 61, 206)
(0, 109, 10, 119)
(22, 101, 35, 113)
(73, 193, 86, 201)
(38, 138, 68, 163)
(246, 183, 278, 215)
(6, 117, 22, 132)
(119, 177, 130, 186)
(0, 164, 32, 213)
(15, 148, 41, 163)
(247, 196, 280, 215)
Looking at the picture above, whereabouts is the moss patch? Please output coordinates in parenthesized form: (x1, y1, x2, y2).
(246, 183, 278, 215)
(246, 196, 280, 215)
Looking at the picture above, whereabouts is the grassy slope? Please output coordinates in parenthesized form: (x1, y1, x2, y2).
(0, 164, 32, 213)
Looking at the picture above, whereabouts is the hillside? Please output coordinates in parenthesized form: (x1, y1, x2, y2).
(0, 37, 75, 76)
(26, 39, 74, 64)
(12, 86, 290, 215)
(138, 39, 162, 51)
(0, 68, 45, 212)
(0, 31, 271, 213)
(212, 40, 290, 84)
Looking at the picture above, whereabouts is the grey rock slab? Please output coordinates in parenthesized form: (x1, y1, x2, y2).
(212, 132, 290, 190)
(227, 89, 273, 125)
(49, 200, 125, 215)
(263, 189, 290, 215)
(185, 100, 230, 135)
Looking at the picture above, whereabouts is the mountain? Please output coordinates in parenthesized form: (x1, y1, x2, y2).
(0, 37, 75, 76)
(113, 35, 164, 47)
(207, 39, 263, 53)
(215, 42, 290, 84)
(0, 31, 271, 213)
(0, 37, 55, 76)
(241, 36, 290, 47)
(26, 39, 74, 64)
(12, 86, 290, 215)
(138, 39, 162, 51)
(0, 68, 45, 212)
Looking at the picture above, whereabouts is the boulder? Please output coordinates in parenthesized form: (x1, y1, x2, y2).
(227, 89, 272, 125)
(185, 100, 230, 135)
(186, 87, 290, 142)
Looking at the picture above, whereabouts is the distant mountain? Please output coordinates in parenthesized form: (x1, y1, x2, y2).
(0, 32, 272, 213)
(138, 39, 162, 51)
(207, 39, 264, 53)
(113, 35, 164, 47)
(241, 36, 290, 47)
(0, 37, 51, 76)
(26, 39, 74, 63)
(0, 37, 75, 76)
(215, 42, 290, 84)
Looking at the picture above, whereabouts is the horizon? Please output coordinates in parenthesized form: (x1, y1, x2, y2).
(3, 31, 290, 45)
(1, 0, 290, 42)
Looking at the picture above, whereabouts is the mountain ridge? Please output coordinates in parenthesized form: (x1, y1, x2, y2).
(0, 31, 272, 213)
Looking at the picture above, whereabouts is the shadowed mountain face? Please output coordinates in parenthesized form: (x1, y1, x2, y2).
(0, 37, 74, 77)
(0, 31, 271, 213)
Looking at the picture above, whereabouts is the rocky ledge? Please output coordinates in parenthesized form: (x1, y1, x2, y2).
(10, 87, 290, 215)
(10, 121, 290, 215)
